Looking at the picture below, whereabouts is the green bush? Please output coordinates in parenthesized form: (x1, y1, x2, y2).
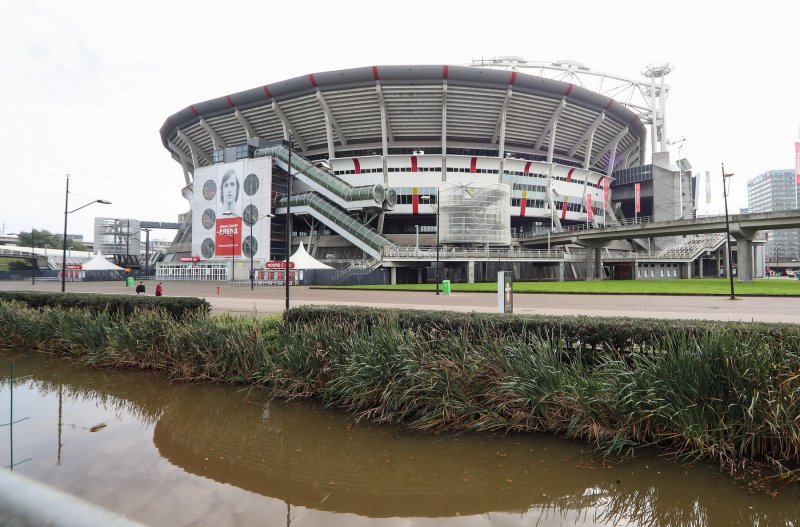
(0, 291, 209, 320)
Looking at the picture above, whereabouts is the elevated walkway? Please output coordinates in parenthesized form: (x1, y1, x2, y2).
(275, 193, 394, 259)
(254, 142, 395, 211)
(654, 233, 727, 262)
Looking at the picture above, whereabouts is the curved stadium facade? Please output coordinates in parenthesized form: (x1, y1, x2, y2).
(159, 64, 659, 281)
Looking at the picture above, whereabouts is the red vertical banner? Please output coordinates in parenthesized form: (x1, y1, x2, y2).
(635, 182, 641, 213)
(603, 177, 610, 208)
(586, 194, 594, 221)
(469, 157, 477, 173)
(411, 156, 418, 172)
(215, 218, 242, 256)
(795, 142, 800, 185)
(353, 159, 361, 174)
(561, 196, 569, 221)
(519, 191, 527, 217)
(412, 187, 419, 215)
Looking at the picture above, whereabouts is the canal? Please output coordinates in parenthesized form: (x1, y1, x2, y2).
(1, 350, 798, 526)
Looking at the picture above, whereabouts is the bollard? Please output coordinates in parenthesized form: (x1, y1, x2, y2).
(217, 286, 220, 295)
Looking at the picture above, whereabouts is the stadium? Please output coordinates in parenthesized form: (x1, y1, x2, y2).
(158, 59, 697, 283)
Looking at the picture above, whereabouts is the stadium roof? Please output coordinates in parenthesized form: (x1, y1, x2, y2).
(161, 65, 647, 173)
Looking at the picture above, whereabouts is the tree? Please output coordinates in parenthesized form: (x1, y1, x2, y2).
(16, 229, 88, 252)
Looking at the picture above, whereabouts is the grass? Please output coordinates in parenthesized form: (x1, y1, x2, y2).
(325, 278, 800, 296)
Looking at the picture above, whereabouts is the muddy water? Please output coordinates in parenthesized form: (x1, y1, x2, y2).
(1, 350, 798, 527)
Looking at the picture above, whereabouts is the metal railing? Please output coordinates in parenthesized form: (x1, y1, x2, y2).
(383, 245, 564, 260)
(518, 216, 655, 238)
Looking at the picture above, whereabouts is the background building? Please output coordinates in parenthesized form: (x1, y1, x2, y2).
(747, 169, 800, 270)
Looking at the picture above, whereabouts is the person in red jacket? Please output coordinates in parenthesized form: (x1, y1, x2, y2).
(155, 283, 164, 297)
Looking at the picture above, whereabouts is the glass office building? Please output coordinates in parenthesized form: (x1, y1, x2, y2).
(747, 169, 800, 265)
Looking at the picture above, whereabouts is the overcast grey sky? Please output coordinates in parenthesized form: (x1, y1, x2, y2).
(2, 0, 798, 240)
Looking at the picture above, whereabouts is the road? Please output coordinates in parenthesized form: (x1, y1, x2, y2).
(1, 279, 798, 323)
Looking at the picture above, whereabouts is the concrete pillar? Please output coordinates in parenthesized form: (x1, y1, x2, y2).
(737, 239, 753, 282)
(632, 262, 638, 280)
(699, 256, 704, 278)
(722, 246, 730, 279)
(557, 262, 565, 282)
(417, 268, 423, 284)
(685, 262, 692, 279)
(468, 261, 475, 283)
(584, 249, 595, 280)
(594, 248, 602, 280)
(390, 267, 397, 285)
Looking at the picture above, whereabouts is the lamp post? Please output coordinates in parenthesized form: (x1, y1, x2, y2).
(420, 190, 440, 295)
(223, 210, 274, 290)
(721, 163, 735, 300)
(141, 228, 151, 278)
(61, 174, 111, 293)
(31, 228, 36, 285)
(286, 133, 293, 310)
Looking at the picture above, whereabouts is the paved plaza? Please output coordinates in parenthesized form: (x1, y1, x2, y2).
(1, 279, 798, 323)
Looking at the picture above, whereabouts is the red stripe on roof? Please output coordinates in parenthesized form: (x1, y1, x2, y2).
(353, 159, 361, 174)
(411, 156, 418, 172)
(566, 168, 574, 182)
(309, 74, 318, 87)
(605, 99, 613, 110)
(470, 157, 477, 173)
(372, 66, 380, 80)
(263, 85, 272, 98)
(524, 161, 532, 174)
(226, 95, 235, 108)
(443, 65, 449, 79)
(509, 71, 517, 85)
(565, 84, 574, 96)
(190, 105, 199, 116)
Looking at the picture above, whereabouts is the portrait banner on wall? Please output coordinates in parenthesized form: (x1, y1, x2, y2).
(215, 217, 242, 257)
(635, 182, 641, 214)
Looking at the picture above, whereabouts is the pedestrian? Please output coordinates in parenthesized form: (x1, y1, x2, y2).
(135, 281, 146, 295)
(155, 283, 164, 297)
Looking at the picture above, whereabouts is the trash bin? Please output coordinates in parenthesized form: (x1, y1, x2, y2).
(126, 276, 134, 287)
(442, 280, 451, 295)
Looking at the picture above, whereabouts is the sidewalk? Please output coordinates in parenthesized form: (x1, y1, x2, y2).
(1, 280, 798, 323)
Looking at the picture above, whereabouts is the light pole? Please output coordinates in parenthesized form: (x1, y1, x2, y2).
(31, 228, 36, 285)
(420, 190, 440, 295)
(223, 210, 274, 290)
(141, 228, 151, 278)
(61, 174, 111, 293)
(286, 133, 293, 310)
(721, 163, 735, 300)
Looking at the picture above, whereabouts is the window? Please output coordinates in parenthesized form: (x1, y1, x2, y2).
(212, 149, 224, 163)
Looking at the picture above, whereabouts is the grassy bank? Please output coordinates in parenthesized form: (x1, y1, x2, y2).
(325, 278, 800, 296)
(1, 299, 799, 487)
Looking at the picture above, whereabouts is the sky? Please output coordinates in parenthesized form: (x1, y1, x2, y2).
(1, 0, 799, 240)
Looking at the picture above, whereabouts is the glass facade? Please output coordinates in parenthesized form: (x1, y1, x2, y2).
(747, 169, 800, 264)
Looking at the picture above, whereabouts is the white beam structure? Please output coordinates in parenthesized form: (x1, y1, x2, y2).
(199, 118, 227, 150)
(176, 129, 212, 166)
(168, 140, 194, 185)
(535, 99, 566, 154)
(272, 100, 308, 152)
(234, 108, 257, 139)
(590, 126, 629, 167)
(567, 112, 605, 160)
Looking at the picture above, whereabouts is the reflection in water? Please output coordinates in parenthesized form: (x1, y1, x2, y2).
(1, 350, 798, 527)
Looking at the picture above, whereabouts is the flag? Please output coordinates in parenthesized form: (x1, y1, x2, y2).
(795, 142, 800, 185)
(635, 183, 641, 214)
(412, 187, 419, 215)
(586, 194, 594, 221)
(520, 191, 527, 217)
(603, 177, 610, 209)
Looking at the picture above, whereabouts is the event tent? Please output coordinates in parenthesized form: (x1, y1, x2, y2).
(289, 242, 333, 270)
(81, 252, 124, 271)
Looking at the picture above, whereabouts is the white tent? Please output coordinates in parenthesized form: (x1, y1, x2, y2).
(289, 242, 333, 270)
(81, 252, 124, 271)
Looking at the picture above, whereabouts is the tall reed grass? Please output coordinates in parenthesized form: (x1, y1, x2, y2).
(2, 299, 799, 485)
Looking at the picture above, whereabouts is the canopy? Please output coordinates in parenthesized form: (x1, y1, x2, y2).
(81, 252, 124, 271)
(289, 242, 333, 270)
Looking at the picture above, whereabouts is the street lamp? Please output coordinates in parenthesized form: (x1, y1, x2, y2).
(721, 163, 735, 300)
(286, 133, 294, 310)
(31, 228, 36, 285)
(420, 190, 441, 295)
(61, 174, 111, 293)
(222, 210, 275, 290)
(141, 228, 151, 279)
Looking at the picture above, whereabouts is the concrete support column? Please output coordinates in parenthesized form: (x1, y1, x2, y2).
(594, 247, 603, 280)
(390, 267, 397, 285)
(699, 256, 704, 278)
(685, 262, 692, 279)
(417, 268, 423, 284)
(716, 250, 722, 278)
(584, 249, 595, 280)
(632, 263, 638, 280)
(736, 238, 754, 282)
(723, 247, 730, 279)
(468, 260, 475, 284)
(557, 262, 565, 282)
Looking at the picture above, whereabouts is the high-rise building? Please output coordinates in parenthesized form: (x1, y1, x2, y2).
(747, 169, 800, 265)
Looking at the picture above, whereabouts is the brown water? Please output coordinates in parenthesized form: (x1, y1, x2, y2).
(1, 350, 798, 527)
